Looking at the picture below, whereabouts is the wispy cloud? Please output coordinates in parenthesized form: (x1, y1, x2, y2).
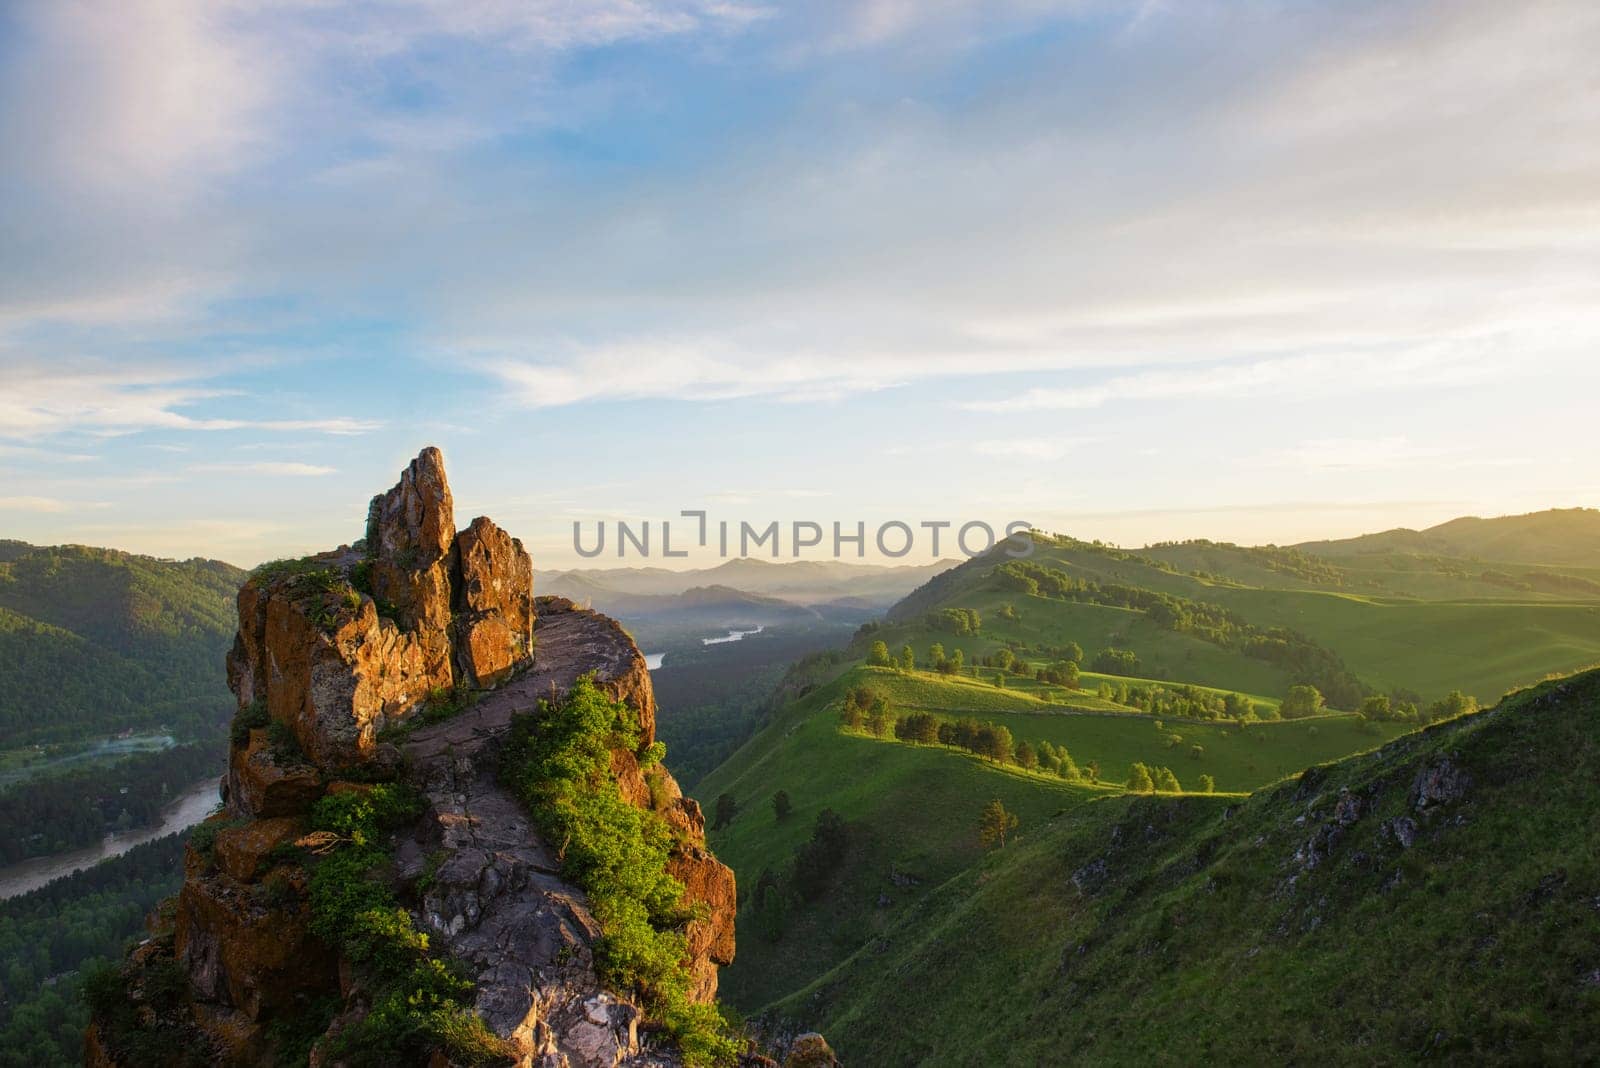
(190, 461, 337, 477)
(974, 437, 1100, 461)
(0, 361, 381, 439)
(961, 348, 1510, 413)
(0, 495, 108, 513)
(1256, 436, 1530, 472)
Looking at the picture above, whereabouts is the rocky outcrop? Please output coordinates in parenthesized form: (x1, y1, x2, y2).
(455, 516, 535, 687)
(90, 448, 738, 1068)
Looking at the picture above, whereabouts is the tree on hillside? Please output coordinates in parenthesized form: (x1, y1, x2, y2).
(993, 671, 1006, 688)
(1223, 692, 1255, 720)
(1086, 760, 1100, 784)
(1197, 774, 1216, 793)
(894, 712, 939, 745)
(978, 799, 1019, 850)
(949, 649, 965, 673)
(712, 793, 739, 830)
(993, 648, 1015, 671)
(1190, 744, 1205, 761)
(1153, 766, 1181, 792)
(1062, 640, 1084, 664)
(929, 642, 946, 670)
(1128, 763, 1155, 793)
(772, 790, 792, 822)
(838, 701, 864, 730)
(1359, 694, 1392, 721)
(1281, 684, 1325, 719)
(1424, 690, 1477, 724)
(793, 809, 850, 901)
(900, 644, 916, 672)
(975, 723, 1014, 764)
(865, 698, 894, 739)
(868, 640, 892, 667)
(1014, 740, 1037, 770)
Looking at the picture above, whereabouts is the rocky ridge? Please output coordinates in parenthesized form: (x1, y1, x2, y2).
(87, 448, 738, 1067)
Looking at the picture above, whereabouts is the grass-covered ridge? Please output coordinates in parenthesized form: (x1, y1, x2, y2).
(773, 669, 1600, 1065)
(697, 659, 1422, 1011)
(880, 532, 1600, 708)
(501, 676, 738, 1066)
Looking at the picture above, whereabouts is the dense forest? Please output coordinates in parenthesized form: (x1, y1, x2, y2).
(650, 623, 855, 787)
(0, 835, 187, 1067)
(0, 545, 241, 746)
(0, 743, 223, 863)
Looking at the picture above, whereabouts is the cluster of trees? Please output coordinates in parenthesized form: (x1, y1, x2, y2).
(749, 808, 851, 942)
(1147, 539, 1349, 587)
(837, 685, 895, 738)
(925, 608, 982, 636)
(927, 643, 965, 675)
(1359, 690, 1478, 725)
(1091, 648, 1140, 674)
(994, 559, 1366, 707)
(974, 646, 1083, 689)
(0, 833, 188, 1066)
(1103, 681, 1260, 722)
(1127, 762, 1213, 793)
(887, 708, 1096, 782)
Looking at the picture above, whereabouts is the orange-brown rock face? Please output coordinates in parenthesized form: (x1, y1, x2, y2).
(367, 445, 457, 635)
(92, 447, 740, 1068)
(454, 516, 534, 686)
(175, 832, 335, 1021)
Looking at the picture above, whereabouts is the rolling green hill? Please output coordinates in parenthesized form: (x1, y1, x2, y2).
(881, 532, 1600, 708)
(1297, 506, 1600, 568)
(697, 661, 1414, 1012)
(764, 669, 1600, 1066)
(696, 520, 1600, 1028)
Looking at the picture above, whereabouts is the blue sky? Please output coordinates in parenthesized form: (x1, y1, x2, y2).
(1, 0, 1597, 567)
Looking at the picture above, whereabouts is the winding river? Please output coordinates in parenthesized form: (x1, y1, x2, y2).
(0, 777, 221, 901)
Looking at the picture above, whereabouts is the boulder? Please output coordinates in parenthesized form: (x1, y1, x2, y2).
(213, 817, 303, 883)
(228, 730, 323, 818)
(784, 1033, 841, 1068)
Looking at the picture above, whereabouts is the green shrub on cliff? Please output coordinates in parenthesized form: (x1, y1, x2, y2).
(303, 784, 516, 1067)
(502, 675, 739, 1067)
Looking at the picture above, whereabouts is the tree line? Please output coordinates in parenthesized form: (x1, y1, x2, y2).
(992, 558, 1367, 707)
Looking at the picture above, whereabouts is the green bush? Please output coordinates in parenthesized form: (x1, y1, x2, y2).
(303, 784, 516, 1067)
(502, 676, 739, 1066)
(231, 699, 269, 746)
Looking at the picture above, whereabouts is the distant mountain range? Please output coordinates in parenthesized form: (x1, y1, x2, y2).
(543, 558, 958, 610)
(1294, 507, 1600, 567)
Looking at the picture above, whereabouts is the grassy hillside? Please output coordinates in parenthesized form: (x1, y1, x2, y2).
(772, 669, 1600, 1065)
(1298, 507, 1600, 568)
(698, 663, 1101, 1009)
(698, 662, 1415, 1012)
(883, 533, 1600, 708)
